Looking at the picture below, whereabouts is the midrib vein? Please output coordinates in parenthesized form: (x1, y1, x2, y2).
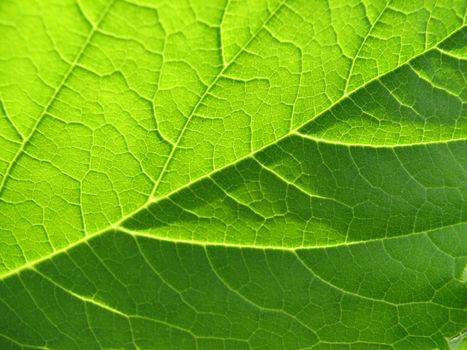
(0, 19, 465, 282)
(0, 0, 115, 195)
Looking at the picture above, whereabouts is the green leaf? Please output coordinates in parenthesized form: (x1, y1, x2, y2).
(0, 0, 466, 349)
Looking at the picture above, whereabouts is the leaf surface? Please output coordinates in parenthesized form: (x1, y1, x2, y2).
(0, 0, 466, 349)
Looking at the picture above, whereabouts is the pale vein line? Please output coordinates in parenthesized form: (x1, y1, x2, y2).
(33, 268, 126, 317)
(434, 47, 467, 61)
(312, 340, 395, 349)
(0, 97, 24, 140)
(0, 0, 115, 195)
(407, 62, 465, 99)
(218, 0, 231, 66)
(32, 268, 200, 339)
(292, 132, 467, 149)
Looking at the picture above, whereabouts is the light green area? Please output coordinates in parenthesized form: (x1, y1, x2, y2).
(0, 0, 466, 349)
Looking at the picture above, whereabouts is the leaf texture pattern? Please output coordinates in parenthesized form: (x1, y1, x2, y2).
(0, 0, 466, 349)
